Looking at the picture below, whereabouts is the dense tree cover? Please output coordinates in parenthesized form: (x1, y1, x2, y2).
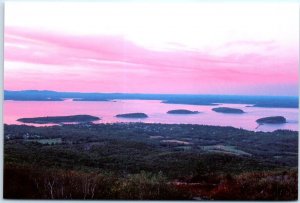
(4, 123, 298, 200)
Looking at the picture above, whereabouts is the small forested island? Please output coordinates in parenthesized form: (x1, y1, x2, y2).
(212, 107, 245, 114)
(256, 116, 287, 124)
(167, 109, 200, 114)
(115, 113, 148, 118)
(17, 115, 100, 124)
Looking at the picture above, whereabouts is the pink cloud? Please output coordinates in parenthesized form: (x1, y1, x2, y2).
(4, 26, 298, 95)
(224, 40, 276, 47)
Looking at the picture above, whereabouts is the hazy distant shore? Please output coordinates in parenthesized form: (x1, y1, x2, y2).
(4, 90, 299, 108)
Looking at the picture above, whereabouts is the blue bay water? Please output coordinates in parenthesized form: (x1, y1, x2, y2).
(4, 99, 298, 132)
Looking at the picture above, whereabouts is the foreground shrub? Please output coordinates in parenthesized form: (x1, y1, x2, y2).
(4, 164, 188, 200)
(113, 171, 188, 200)
(209, 170, 297, 200)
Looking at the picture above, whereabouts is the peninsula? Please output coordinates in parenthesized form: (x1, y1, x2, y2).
(256, 116, 287, 124)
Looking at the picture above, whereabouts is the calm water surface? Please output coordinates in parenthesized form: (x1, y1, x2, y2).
(4, 100, 298, 132)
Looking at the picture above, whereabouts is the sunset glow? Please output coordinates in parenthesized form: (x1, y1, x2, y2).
(4, 2, 299, 95)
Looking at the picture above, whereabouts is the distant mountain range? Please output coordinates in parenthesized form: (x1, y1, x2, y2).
(4, 90, 299, 108)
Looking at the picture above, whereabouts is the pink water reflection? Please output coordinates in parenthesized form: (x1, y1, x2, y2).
(4, 100, 298, 132)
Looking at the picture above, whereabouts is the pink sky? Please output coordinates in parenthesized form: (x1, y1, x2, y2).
(4, 2, 299, 96)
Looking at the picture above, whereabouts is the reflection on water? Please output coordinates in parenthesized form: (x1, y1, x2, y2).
(4, 99, 298, 132)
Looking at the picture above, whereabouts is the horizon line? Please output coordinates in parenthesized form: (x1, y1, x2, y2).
(4, 89, 299, 98)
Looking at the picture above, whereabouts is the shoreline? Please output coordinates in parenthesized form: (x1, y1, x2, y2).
(4, 122, 299, 133)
